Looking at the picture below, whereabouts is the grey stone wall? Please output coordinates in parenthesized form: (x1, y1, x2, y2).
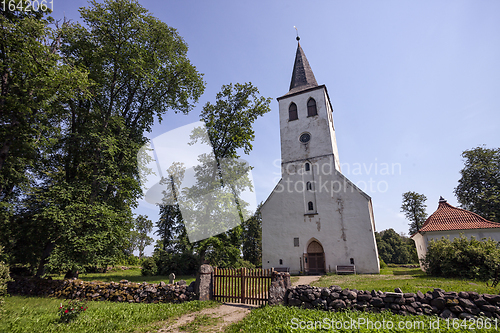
(8, 277, 196, 303)
(285, 284, 500, 320)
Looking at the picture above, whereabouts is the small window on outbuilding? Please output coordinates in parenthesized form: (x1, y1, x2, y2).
(294, 237, 299, 247)
(305, 163, 310, 171)
(307, 98, 317, 117)
(308, 201, 314, 211)
(289, 103, 298, 121)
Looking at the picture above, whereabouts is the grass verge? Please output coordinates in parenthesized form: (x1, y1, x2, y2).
(226, 305, 500, 332)
(313, 267, 499, 295)
(290, 276, 300, 285)
(49, 267, 196, 285)
(1, 296, 218, 333)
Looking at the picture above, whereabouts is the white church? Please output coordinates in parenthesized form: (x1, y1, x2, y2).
(261, 39, 380, 274)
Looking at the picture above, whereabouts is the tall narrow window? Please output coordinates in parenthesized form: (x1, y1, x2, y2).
(307, 98, 317, 117)
(307, 181, 312, 191)
(308, 201, 314, 211)
(294, 238, 299, 247)
(289, 102, 298, 120)
(305, 163, 310, 171)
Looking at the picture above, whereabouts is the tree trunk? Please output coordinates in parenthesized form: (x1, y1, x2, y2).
(64, 269, 79, 279)
(35, 241, 56, 277)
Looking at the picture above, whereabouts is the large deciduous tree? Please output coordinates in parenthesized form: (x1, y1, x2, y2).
(4, 0, 205, 276)
(188, 82, 271, 267)
(0, 10, 89, 251)
(454, 146, 500, 222)
(401, 191, 428, 235)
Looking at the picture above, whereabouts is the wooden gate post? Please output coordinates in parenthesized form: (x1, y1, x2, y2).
(241, 267, 246, 304)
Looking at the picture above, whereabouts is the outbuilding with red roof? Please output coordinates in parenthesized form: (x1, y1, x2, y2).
(411, 197, 500, 270)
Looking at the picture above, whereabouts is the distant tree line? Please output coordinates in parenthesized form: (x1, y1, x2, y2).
(375, 229, 418, 265)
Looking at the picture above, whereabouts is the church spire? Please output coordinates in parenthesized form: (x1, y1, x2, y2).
(289, 41, 318, 93)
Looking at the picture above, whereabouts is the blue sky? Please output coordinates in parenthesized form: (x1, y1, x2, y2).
(51, 1, 500, 255)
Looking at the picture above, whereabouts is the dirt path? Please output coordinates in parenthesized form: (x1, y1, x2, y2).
(156, 303, 258, 333)
(156, 275, 322, 332)
(292, 275, 322, 287)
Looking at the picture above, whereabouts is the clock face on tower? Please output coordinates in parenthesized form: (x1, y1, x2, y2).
(299, 133, 311, 143)
(299, 132, 311, 143)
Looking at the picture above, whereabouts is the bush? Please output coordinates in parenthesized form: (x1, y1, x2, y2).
(234, 258, 256, 269)
(0, 246, 12, 316)
(118, 254, 140, 266)
(58, 299, 88, 323)
(141, 257, 157, 276)
(154, 249, 199, 276)
(379, 257, 387, 269)
(422, 235, 500, 281)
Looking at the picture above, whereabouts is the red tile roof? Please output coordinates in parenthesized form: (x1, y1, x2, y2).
(418, 198, 500, 233)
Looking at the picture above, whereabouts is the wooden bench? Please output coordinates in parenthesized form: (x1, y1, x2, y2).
(273, 267, 290, 273)
(336, 265, 356, 274)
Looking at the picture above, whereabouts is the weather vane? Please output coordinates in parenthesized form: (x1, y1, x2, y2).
(294, 26, 300, 41)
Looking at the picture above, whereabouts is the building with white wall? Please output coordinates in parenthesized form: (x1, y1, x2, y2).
(261, 39, 380, 274)
(411, 197, 500, 270)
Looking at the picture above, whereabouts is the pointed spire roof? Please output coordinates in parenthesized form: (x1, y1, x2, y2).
(288, 42, 318, 94)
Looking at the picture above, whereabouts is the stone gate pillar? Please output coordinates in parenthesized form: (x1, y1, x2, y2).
(195, 264, 213, 301)
(268, 271, 291, 305)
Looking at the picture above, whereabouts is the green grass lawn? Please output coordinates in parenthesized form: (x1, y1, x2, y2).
(312, 266, 500, 295)
(48, 267, 196, 285)
(226, 304, 500, 332)
(8, 266, 500, 332)
(225, 267, 500, 332)
(290, 275, 300, 285)
(1, 296, 219, 333)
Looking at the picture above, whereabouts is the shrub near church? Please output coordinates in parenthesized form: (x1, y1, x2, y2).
(422, 235, 500, 281)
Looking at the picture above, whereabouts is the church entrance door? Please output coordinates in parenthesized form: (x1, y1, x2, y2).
(307, 241, 325, 274)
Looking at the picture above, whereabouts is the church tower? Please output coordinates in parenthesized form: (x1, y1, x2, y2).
(261, 39, 380, 274)
(277, 41, 341, 172)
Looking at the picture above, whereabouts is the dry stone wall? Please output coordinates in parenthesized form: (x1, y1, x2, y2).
(285, 285, 500, 320)
(8, 277, 196, 303)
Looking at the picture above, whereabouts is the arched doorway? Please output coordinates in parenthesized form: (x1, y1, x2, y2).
(306, 240, 325, 274)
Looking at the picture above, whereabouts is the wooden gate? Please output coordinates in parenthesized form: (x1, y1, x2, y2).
(212, 267, 272, 305)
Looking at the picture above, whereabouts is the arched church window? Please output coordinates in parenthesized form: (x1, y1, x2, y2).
(289, 102, 298, 121)
(305, 163, 310, 171)
(308, 201, 314, 211)
(307, 98, 317, 117)
(307, 181, 312, 191)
